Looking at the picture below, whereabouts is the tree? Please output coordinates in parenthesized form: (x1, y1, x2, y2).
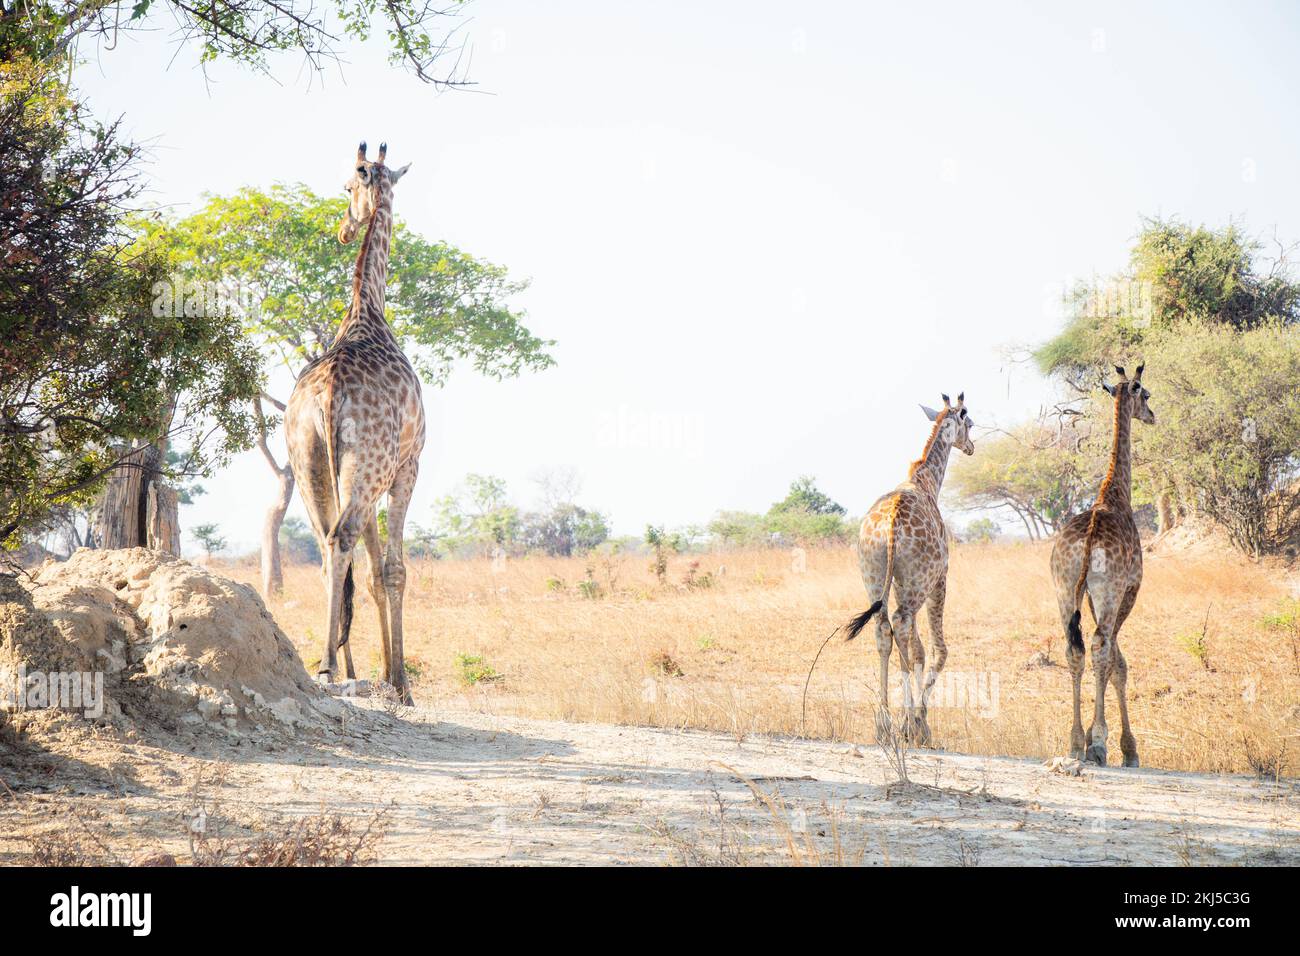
(706, 477, 852, 548)
(948, 420, 1100, 539)
(1036, 217, 1300, 392)
(521, 504, 609, 557)
(142, 185, 554, 591)
(769, 475, 846, 516)
(963, 518, 1000, 543)
(191, 523, 227, 559)
(765, 476, 850, 544)
(279, 516, 320, 564)
(1, 0, 474, 88)
(0, 57, 260, 557)
(1032, 217, 1300, 553)
(431, 474, 521, 558)
(1136, 321, 1300, 557)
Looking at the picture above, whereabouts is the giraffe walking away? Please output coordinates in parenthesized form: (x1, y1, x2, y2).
(1050, 364, 1155, 767)
(285, 141, 423, 704)
(846, 392, 975, 746)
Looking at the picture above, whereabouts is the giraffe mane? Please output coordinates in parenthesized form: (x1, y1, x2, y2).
(1094, 383, 1125, 508)
(1072, 381, 1127, 607)
(348, 173, 392, 312)
(908, 408, 950, 480)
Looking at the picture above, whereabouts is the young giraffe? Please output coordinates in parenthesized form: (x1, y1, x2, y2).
(1050, 364, 1155, 767)
(845, 393, 975, 745)
(285, 141, 423, 704)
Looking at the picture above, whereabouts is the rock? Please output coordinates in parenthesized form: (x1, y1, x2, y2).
(131, 852, 177, 867)
(1044, 756, 1084, 777)
(324, 679, 373, 698)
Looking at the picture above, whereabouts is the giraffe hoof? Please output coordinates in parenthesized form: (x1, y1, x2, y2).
(1085, 744, 1108, 766)
(1122, 754, 1140, 768)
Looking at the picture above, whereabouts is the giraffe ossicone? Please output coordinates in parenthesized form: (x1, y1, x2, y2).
(284, 140, 426, 705)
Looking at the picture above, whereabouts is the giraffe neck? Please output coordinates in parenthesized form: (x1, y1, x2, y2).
(909, 412, 955, 499)
(1097, 389, 1132, 512)
(335, 178, 394, 342)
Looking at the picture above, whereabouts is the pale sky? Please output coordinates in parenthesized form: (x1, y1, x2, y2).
(73, 0, 1300, 555)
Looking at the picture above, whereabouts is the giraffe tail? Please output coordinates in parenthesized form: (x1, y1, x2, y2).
(845, 600, 884, 642)
(338, 564, 355, 649)
(1067, 513, 1099, 653)
(847, 500, 898, 642)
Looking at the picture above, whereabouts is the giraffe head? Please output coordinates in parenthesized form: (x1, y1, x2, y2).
(339, 141, 412, 243)
(1101, 364, 1155, 425)
(920, 392, 975, 456)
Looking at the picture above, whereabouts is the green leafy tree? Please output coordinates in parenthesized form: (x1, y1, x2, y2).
(1137, 321, 1300, 557)
(521, 504, 609, 557)
(1, 0, 473, 87)
(278, 516, 320, 564)
(1032, 217, 1300, 553)
(707, 477, 852, 548)
(1036, 217, 1300, 390)
(963, 517, 1001, 543)
(948, 421, 1100, 539)
(142, 185, 554, 591)
(769, 475, 846, 516)
(0, 58, 260, 554)
(431, 474, 522, 558)
(191, 523, 227, 558)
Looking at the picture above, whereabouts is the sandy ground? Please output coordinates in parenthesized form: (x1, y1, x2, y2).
(4, 700, 1298, 866)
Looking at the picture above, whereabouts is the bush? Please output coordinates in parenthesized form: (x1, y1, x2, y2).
(454, 653, 502, 687)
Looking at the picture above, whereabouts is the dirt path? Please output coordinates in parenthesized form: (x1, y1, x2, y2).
(4, 702, 1298, 865)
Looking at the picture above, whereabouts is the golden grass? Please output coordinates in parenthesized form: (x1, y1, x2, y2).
(221, 541, 1300, 776)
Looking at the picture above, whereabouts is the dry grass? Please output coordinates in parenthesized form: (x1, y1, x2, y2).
(221, 541, 1300, 776)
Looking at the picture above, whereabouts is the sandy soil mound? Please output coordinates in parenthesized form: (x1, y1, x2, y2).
(1144, 517, 1237, 556)
(1, 548, 345, 743)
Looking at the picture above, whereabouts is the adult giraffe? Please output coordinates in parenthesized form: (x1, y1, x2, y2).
(286, 142, 422, 704)
(845, 393, 975, 745)
(1051, 364, 1154, 767)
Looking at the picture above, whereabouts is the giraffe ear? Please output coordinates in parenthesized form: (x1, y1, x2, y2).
(920, 404, 940, 421)
(388, 162, 412, 185)
(1101, 383, 1115, 396)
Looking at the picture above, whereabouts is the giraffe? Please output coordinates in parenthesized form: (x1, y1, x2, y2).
(1050, 364, 1155, 767)
(285, 141, 423, 705)
(845, 392, 975, 746)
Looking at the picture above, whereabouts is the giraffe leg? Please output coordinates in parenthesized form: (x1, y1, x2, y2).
(874, 613, 894, 742)
(383, 458, 418, 706)
(904, 616, 927, 744)
(891, 608, 919, 743)
(319, 540, 354, 684)
(1055, 589, 1087, 759)
(1086, 594, 1121, 766)
(1110, 587, 1139, 767)
(362, 514, 391, 686)
(918, 579, 949, 748)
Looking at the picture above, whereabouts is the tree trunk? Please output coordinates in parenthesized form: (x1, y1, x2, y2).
(262, 464, 294, 597)
(1156, 490, 1176, 535)
(95, 441, 180, 554)
(253, 394, 294, 599)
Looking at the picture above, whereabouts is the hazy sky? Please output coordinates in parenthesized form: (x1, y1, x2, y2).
(74, 1, 1300, 554)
